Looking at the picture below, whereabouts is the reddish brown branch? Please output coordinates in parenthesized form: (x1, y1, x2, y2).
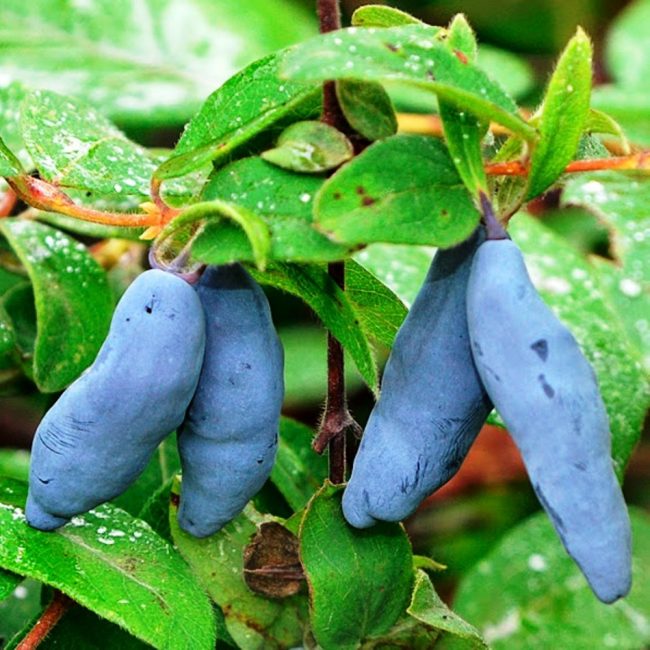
(0, 187, 17, 217)
(485, 152, 650, 177)
(16, 591, 71, 649)
(314, 0, 363, 483)
(6, 176, 165, 229)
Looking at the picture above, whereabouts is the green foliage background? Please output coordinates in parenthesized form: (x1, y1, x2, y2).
(0, 1, 648, 648)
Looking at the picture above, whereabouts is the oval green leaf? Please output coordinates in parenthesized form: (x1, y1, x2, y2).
(0, 219, 113, 392)
(315, 134, 480, 247)
(299, 483, 414, 650)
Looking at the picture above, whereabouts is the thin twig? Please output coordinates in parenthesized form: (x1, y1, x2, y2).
(16, 591, 72, 650)
(6, 176, 164, 228)
(314, 0, 364, 484)
(484, 152, 650, 177)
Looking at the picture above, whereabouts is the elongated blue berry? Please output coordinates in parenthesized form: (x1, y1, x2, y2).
(177, 264, 284, 537)
(343, 228, 492, 528)
(26, 269, 206, 531)
(466, 238, 631, 603)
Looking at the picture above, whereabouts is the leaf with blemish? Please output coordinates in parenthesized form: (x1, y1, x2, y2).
(170, 481, 306, 650)
(315, 134, 480, 247)
(440, 14, 488, 198)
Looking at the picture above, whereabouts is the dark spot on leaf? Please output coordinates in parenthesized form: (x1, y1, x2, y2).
(531, 339, 549, 361)
(170, 492, 180, 507)
(37, 477, 52, 485)
(356, 186, 366, 195)
(573, 461, 587, 471)
(426, 70, 436, 80)
(441, 209, 448, 216)
(333, 192, 342, 200)
(256, 458, 264, 464)
(362, 196, 376, 206)
(538, 374, 555, 398)
(385, 42, 399, 52)
(472, 341, 483, 357)
(125, 318, 130, 322)
(454, 50, 469, 64)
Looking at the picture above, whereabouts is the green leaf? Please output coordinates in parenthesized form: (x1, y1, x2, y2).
(20, 90, 155, 198)
(262, 120, 353, 173)
(0, 0, 316, 129)
(604, 0, 650, 89)
(351, 5, 423, 28)
(584, 108, 630, 153)
(336, 80, 398, 141)
(251, 263, 378, 390)
(137, 479, 175, 543)
(346, 260, 408, 349)
(354, 243, 435, 308)
(562, 171, 650, 372)
(1, 282, 35, 377)
(440, 15, 488, 198)
(170, 484, 306, 650)
(154, 199, 272, 272)
(0, 477, 216, 650)
(527, 29, 593, 198)
(450, 508, 650, 650)
(0, 219, 113, 392)
(280, 325, 365, 408)
(271, 418, 327, 511)
(510, 213, 649, 475)
(408, 570, 487, 648)
(282, 25, 535, 140)
(591, 86, 650, 147)
(196, 157, 347, 263)
(0, 449, 30, 482)
(315, 134, 480, 247)
(0, 83, 31, 171)
(0, 300, 17, 367)
(299, 483, 413, 650)
(445, 14, 478, 61)
(0, 138, 23, 178)
(156, 52, 321, 181)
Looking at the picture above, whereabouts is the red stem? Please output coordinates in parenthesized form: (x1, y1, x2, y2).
(0, 187, 17, 217)
(16, 591, 71, 649)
